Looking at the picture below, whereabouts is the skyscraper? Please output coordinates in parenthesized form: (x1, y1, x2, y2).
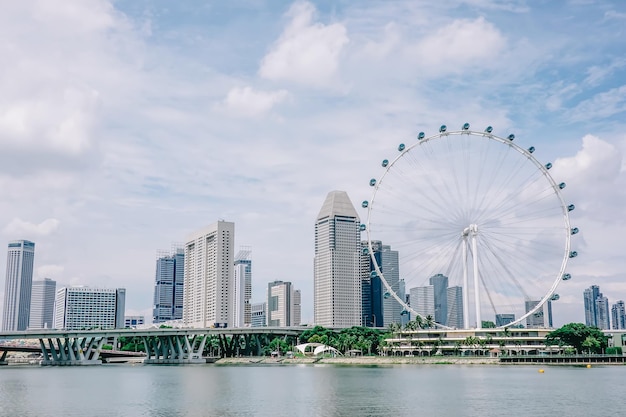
(183, 221, 234, 328)
(292, 289, 301, 326)
(381, 244, 402, 327)
(595, 295, 610, 330)
(233, 249, 252, 328)
(446, 285, 464, 328)
(54, 286, 126, 330)
(495, 313, 515, 327)
(2, 240, 35, 331)
(525, 300, 553, 328)
(29, 278, 56, 329)
(410, 285, 435, 320)
(361, 240, 383, 327)
(429, 274, 449, 326)
(267, 280, 294, 327)
(314, 191, 362, 327)
(153, 248, 184, 323)
(251, 302, 266, 327)
(583, 285, 601, 327)
(611, 300, 626, 330)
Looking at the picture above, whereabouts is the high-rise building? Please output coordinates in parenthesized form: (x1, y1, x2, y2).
(152, 248, 184, 323)
(381, 244, 402, 327)
(446, 286, 464, 328)
(267, 280, 300, 327)
(2, 240, 35, 331)
(361, 240, 383, 327)
(595, 295, 610, 330)
(584, 285, 601, 327)
(54, 287, 126, 330)
(525, 300, 553, 328)
(233, 249, 252, 328)
(292, 289, 301, 326)
(314, 191, 362, 327)
(183, 221, 234, 328)
(611, 301, 626, 330)
(495, 313, 515, 327)
(251, 302, 266, 327)
(430, 274, 449, 326)
(29, 278, 56, 329)
(410, 285, 435, 320)
(125, 315, 145, 328)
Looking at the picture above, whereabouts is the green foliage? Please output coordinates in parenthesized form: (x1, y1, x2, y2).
(481, 321, 496, 328)
(299, 325, 383, 355)
(546, 323, 609, 354)
(606, 346, 623, 355)
(101, 344, 113, 350)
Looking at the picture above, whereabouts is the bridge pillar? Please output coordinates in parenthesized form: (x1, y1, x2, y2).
(39, 337, 105, 366)
(142, 335, 208, 364)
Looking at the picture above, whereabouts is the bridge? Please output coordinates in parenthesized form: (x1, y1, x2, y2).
(0, 327, 318, 366)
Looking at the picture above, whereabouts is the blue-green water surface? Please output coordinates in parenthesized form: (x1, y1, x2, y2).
(0, 364, 623, 416)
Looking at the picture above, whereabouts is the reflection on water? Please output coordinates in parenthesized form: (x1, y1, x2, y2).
(0, 364, 624, 417)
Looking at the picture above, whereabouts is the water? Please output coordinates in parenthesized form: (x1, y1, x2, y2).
(0, 364, 624, 416)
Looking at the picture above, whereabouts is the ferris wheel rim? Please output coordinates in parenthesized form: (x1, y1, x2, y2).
(365, 127, 573, 329)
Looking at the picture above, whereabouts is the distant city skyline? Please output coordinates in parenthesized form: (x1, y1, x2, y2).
(2, 240, 35, 331)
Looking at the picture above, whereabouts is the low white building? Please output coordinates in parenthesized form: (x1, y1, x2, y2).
(54, 286, 125, 330)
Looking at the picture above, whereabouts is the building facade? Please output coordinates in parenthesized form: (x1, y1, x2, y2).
(495, 313, 515, 327)
(410, 285, 435, 319)
(611, 301, 626, 330)
(446, 286, 464, 328)
(153, 248, 184, 323)
(54, 287, 126, 330)
(233, 249, 252, 327)
(29, 278, 56, 329)
(292, 289, 301, 326)
(251, 302, 266, 327)
(183, 221, 234, 328)
(125, 315, 145, 328)
(525, 300, 553, 328)
(314, 191, 362, 327)
(267, 280, 300, 327)
(2, 240, 35, 331)
(584, 285, 602, 327)
(596, 296, 611, 330)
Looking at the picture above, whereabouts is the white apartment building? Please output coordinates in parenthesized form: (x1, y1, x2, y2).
(233, 249, 252, 327)
(54, 286, 126, 330)
(183, 220, 234, 328)
(314, 191, 362, 327)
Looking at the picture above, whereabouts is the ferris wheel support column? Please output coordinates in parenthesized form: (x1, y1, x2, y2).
(462, 235, 470, 330)
(471, 224, 482, 329)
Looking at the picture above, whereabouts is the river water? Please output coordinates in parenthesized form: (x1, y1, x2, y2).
(0, 363, 623, 416)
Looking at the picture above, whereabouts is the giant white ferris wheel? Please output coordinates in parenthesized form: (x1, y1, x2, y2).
(362, 123, 578, 329)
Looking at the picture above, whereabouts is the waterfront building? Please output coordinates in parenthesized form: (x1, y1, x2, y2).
(584, 285, 602, 327)
(2, 240, 35, 331)
(54, 286, 126, 330)
(596, 295, 611, 330)
(495, 313, 515, 327)
(267, 280, 300, 327)
(183, 221, 234, 328)
(29, 278, 56, 329)
(233, 249, 252, 327)
(251, 302, 266, 327)
(446, 286, 464, 328)
(410, 285, 435, 319)
(152, 248, 184, 323)
(314, 191, 362, 327)
(125, 315, 145, 328)
(611, 301, 626, 330)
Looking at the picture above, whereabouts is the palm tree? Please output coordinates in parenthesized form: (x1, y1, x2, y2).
(414, 315, 424, 330)
(425, 315, 435, 329)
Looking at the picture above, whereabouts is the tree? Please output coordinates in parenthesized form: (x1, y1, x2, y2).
(482, 321, 496, 328)
(545, 323, 609, 354)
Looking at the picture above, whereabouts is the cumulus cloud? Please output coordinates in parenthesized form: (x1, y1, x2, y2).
(36, 264, 65, 280)
(222, 86, 289, 117)
(411, 17, 506, 75)
(3, 218, 60, 237)
(259, 1, 349, 86)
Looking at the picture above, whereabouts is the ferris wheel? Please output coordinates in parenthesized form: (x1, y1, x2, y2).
(362, 123, 578, 329)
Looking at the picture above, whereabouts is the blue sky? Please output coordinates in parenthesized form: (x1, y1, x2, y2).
(1, 0, 625, 326)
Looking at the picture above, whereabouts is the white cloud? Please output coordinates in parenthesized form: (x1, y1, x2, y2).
(410, 17, 506, 75)
(222, 86, 289, 117)
(259, 1, 349, 86)
(3, 218, 60, 237)
(36, 264, 65, 280)
(569, 85, 626, 121)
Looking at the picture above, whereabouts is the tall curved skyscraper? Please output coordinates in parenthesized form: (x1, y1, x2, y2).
(314, 191, 362, 327)
(2, 240, 35, 331)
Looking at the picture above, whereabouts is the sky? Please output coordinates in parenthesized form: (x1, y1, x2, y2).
(1, 0, 625, 327)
